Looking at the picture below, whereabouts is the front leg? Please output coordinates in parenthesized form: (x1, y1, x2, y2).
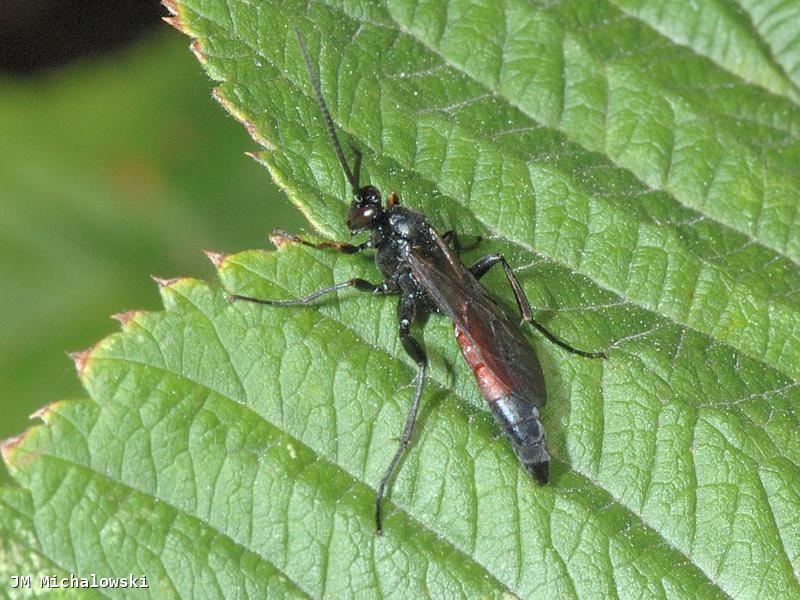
(271, 228, 370, 254)
(230, 279, 396, 307)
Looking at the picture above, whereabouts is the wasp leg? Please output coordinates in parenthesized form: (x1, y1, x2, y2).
(271, 228, 370, 254)
(441, 230, 482, 254)
(469, 254, 533, 319)
(469, 254, 606, 359)
(230, 279, 395, 307)
(375, 294, 427, 535)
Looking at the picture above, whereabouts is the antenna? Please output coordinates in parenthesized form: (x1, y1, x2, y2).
(294, 29, 360, 193)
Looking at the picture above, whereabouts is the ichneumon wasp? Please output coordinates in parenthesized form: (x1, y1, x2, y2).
(230, 30, 606, 534)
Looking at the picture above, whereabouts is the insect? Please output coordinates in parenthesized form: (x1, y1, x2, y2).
(230, 31, 606, 534)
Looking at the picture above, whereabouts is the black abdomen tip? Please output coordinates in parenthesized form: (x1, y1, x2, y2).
(527, 460, 549, 484)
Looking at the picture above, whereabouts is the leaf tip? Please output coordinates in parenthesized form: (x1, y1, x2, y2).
(30, 403, 55, 424)
(1, 432, 25, 464)
(269, 228, 299, 248)
(151, 275, 182, 289)
(111, 310, 143, 329)
(244, 150, 266, 164)
(1, 430, 42, 472)
(203, 250, 227, 270)
(161, 0, 178, 15)
(162, 15, 186, 33)
(67, 347, 95, 378)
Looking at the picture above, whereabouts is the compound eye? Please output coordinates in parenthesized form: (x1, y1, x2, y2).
(347, 204, 378, 231)
(356, 205, 376, 221)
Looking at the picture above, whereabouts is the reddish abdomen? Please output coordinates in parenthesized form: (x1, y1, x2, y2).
(454, 325, 550, 483)
(454, 326, 510, 403)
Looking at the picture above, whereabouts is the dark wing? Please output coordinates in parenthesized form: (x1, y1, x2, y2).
(408, 232, 547, 403)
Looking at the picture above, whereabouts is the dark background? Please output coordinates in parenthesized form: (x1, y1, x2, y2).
(1, 0, 162, 75)
(0, 0, 303, 482)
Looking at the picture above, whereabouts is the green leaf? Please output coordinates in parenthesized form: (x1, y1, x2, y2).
(3, 0, 800, 598)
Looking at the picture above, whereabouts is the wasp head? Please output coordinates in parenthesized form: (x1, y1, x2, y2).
(347, 185, 382, 233)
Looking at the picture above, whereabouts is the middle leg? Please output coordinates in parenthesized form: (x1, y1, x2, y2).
(375, 293, 427, 535)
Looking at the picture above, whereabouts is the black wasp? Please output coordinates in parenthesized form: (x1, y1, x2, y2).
(230, 31, 605, 534)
